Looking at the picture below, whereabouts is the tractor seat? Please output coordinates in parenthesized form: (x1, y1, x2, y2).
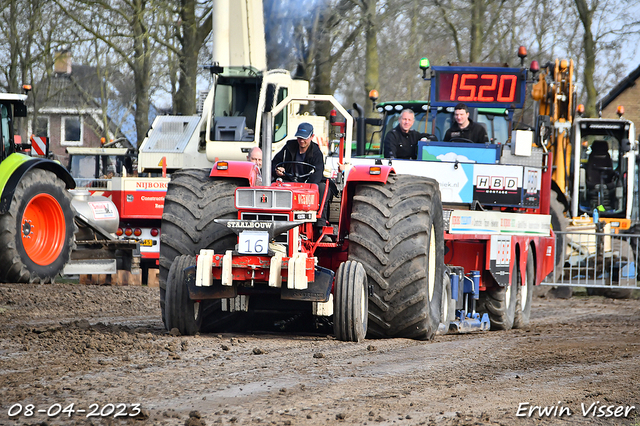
(585, 140, 614, 188)
(585, 140, 616, 211)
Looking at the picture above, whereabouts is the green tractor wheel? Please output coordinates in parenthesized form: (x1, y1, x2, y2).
(0, 168, 76, 283)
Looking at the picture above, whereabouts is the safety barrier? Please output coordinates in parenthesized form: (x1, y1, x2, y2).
(542, 231, 640, 289)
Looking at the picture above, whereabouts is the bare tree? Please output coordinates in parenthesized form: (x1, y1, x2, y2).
(264, 0, 299, 71)
(353, 0, 380, 116)
(262, 0, 360, 116)
(53, 0, 158, 147)
(433, 0, 508, 63)
(173, 0, 211, 115)
(0, 0, 63, 92)
(0, 0, 74, 138)
(574, 0, 599, 116)
(573, 0, 640, 116)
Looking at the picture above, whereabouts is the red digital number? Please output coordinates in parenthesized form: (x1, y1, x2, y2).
(497, 74, 517, 102)
(478, 74, 497, 102)
(457, 74, 478, 102)
(449, 74, 459, 101)
(444, 72, 519, 103)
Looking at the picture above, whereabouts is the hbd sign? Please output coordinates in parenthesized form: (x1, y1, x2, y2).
(475, 175, 519, 192)
(473, 165, 523, 206)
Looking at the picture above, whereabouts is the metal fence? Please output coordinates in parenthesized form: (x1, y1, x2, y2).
(74, 178, 109, 189)
(542, 231, 640, 289)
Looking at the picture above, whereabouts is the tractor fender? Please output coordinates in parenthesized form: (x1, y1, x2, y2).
(345, 164, 394, 185)
(0, 153, 76, 214)
(209, 160, 258, 186)
(337, 165, 395, 234)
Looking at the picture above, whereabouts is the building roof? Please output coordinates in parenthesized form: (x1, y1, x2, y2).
(36, 65, 102, 110)
(33, 64, 157, 149)
(598, 63, 640, 110)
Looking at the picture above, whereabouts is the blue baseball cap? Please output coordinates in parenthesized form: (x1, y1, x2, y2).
(295, 122, 314, 139)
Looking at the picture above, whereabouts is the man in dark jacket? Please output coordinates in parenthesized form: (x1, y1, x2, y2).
(273, 122, 324, 183)
(443, 103, 489, 143)
(273, 122, 332, 232)
(383, 109, 434, 159)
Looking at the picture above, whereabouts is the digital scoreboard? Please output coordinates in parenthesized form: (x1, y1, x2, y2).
(431, 66, 527, 109)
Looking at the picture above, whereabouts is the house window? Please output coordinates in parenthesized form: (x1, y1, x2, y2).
(61, 116, 82, 146)
(35, 116, 49, 137)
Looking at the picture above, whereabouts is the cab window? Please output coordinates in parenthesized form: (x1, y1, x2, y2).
(212, 76, 259, 141)
(1, 104, 10, 157)
(274, 87, 288, 142)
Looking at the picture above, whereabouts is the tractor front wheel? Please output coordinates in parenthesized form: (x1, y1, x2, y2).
(0, 168, 76, 283)
(165, 255, 202, 335)
(333, 260, 368, 342)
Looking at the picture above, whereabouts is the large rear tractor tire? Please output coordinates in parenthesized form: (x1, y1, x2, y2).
(0, 168, 76, 283)
(348, 174, 445, 340)
(333, 260, 368, 342)
(159, 169, 244, 329)
(478, 262, 518, 331)
(165, 255, 202, 335)
(514, 248, 535, 328)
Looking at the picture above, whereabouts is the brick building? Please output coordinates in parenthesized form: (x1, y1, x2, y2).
(29, 50, 141, 165)
(598, 64, 640, 138)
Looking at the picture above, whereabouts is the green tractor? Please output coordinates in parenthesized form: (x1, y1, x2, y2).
(0, 89, 77, 283)
(352, 99, 511, 157)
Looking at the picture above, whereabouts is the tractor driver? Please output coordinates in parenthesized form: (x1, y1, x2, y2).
(273, 122, 333, 231)
(444, 103, 489, 143)
(383, 109, 435, 159)
(273, 122, 324, 183)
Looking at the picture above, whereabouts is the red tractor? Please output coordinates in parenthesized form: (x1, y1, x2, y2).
(160, 97, 448, 341)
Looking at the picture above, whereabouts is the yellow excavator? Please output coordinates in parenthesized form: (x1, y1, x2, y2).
(531, 59, 638, 298)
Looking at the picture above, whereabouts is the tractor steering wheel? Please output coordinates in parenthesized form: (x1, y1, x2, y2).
(275, 161, 316, 182)
(449, 137, 476, 144)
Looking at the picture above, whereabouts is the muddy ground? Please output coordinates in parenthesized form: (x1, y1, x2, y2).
(0, 283, 638, 426)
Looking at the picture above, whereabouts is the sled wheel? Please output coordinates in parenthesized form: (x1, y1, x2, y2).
(478, 260, 518, 331)
(514, 248, 534, 328)
(441, 271, 455, 326)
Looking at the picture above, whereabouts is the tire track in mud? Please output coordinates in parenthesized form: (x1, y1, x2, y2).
(0, 284, 639, 425)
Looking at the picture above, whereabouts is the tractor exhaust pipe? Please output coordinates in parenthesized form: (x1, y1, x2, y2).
(262, 111, 272, 185)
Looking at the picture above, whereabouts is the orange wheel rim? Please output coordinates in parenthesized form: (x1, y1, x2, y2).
(21, 194, 66, 266)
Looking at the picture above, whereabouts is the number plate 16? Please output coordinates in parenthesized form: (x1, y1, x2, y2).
(238, 231, 269, 254)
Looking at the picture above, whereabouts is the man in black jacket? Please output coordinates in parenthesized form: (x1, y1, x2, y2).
(273, 122, 333, 232)
(383, 109, 434, 159)
(273, 122, 324, 183)
(443, 103, 489, 143)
